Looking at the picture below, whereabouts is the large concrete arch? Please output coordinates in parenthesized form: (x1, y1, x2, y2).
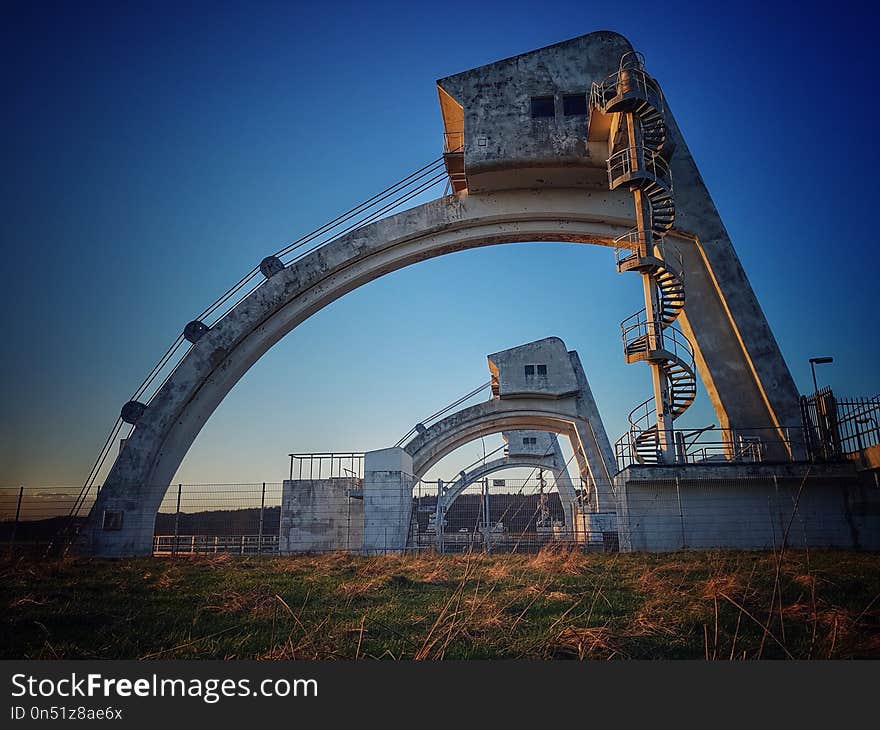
(82, 194, 633, 555)
(81, 31, 804, 556)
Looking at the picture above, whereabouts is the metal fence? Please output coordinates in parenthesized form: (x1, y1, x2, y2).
(801, 390, 880, 461)
(3, 468, 878, 556)
(615, 425, 809, 470)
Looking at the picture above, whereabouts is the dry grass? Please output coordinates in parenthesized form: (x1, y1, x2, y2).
(1, 548, 878, 659)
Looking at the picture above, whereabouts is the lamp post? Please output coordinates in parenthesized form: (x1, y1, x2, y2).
(809, 356, 834, 396)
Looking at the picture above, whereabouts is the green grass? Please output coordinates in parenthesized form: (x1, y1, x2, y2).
(2, 549, 879, 659)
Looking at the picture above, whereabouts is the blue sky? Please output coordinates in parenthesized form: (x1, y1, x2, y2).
(1, 0, 878, 488)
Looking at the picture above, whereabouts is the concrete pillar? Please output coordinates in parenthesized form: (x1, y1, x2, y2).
(362, 447, 415, 553)
(76, 487, 157, 557)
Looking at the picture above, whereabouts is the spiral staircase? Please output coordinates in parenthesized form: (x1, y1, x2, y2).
(591, 52, 697, 464)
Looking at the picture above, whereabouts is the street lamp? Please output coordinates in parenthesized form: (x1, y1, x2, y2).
(809, 356, 834, 395)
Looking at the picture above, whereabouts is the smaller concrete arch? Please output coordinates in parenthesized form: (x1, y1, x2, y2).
(361, 337, 617, 551)
(436, 431, 578, 531)
(403, 338, 615, 500)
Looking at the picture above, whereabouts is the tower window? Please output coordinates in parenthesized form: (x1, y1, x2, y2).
(537, 364, 547, 376)
(524, 365, 535, 377)
(523, 437, 537, 446)
(530, 96, 555, 118)
(563, 93, 587, 116)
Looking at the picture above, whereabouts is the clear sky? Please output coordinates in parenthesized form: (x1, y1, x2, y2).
(1, 0, 878, 490)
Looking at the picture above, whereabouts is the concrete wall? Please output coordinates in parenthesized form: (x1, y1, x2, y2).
(437, 31, 629, 192)
(279, 478, 363, 553)
(362, 448, 414, 553)
(505, 429, 558, 458)
(573, 509, 618, 547)
(616, 464, 880, 552)
(488, 338, 579, 399)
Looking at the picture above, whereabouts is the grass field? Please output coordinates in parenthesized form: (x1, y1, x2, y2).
(2, 549, 879, 659)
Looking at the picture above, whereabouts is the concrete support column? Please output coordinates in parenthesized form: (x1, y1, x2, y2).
(363, 447, 415, 553)
(77, 487, 157, 557)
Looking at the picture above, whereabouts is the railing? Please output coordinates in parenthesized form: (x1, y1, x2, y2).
(802, 390, 880, 461)
(67, 156, 453, 527)
(153, 534, 279, 556)
(607, 147, 672, 190)
(590, 66, 664, 113)
(443, 131, 464, 154)
(615, 426, 810, 470)
(613, 229, 684, 275)
(614, 227, 654, 258)
(838, 402, 880, 455)
(621, 315, 695, 367)
(288, 453, 364, 480)
(395, 381, 492, 447)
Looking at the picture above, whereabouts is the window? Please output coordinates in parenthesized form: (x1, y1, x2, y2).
(525, 364, 547, 378)
(563, 93, 587, 116)
(523, 437, 537, 446)
(530, 96, 555, 118)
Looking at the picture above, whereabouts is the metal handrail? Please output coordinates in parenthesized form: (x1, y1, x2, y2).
(613, 229, 682, 270)
(395, 381, 492, 447)
(288, 452, 364, 481)
(626, 397, 658, 435)
(614, 227, 653, 250)
(620, 315, 695, 366)
(590, 66, 664, 113)
(613, 426, 809, 470)
(607, 147, 672, 190)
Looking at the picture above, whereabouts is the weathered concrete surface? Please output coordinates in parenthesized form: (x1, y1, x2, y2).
(615, 463, 880, 552)
(438, 30, 803, 448)
(362, 448, 415, 553)
(573, 511, 618, 547)
(80, 32, 803, 555)
(438, 31, 630, 192)
(279, 478, 363, 553)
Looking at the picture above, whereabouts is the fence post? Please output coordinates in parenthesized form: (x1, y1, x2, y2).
(172, 483, 182, 557)
(258, 482, 266, 555)
(675, 477, 686, 549)
(9, 485, 23, 552)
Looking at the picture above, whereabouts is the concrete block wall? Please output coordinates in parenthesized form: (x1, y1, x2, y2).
(616, 464, 880, 552)
(279, 478, 363, 553)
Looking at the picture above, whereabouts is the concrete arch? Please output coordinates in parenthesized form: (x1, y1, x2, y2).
(438, 451, 580, 532)
(83, 190, 635, 555)
(442, 456, 566, 508)
(401, 398, 614, 511)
